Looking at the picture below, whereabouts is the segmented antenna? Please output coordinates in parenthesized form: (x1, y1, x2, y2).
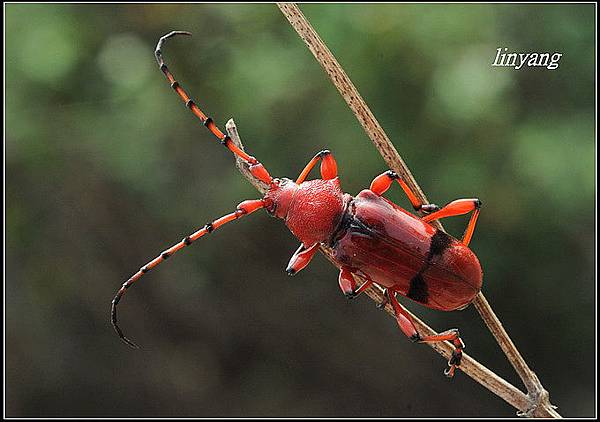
(154, 31, 272, 185)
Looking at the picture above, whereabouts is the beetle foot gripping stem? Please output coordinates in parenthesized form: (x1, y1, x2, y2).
(419, 328, 465, 378)
(444, 342, 464, 378)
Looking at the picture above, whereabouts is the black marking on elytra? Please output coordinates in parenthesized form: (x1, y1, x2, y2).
(407, 272, 429, 303)
(205, 223, 214, 233)
(428, 229, 453, 258)
(203, 117, 213, 127)
(407, 230, 452, 304)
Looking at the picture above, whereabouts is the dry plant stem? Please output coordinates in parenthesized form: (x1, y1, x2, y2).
(472, 294, 558, 417)
(228, 119, 529, 415)
(274, 3, 559, 418)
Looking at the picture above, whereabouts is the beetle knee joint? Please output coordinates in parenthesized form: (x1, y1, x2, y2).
(419, 203, 440, 213)
(385, 170, 399, 180)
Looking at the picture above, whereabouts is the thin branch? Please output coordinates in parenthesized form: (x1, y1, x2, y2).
(272, 3, 559, 418)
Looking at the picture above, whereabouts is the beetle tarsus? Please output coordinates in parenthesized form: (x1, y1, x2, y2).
(444, 365, 456, 378)
(449, 350, 462, 366)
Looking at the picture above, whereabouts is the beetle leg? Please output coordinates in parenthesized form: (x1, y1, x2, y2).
(417, 329, 465, 378)
(388, 291, 464, 378)
(422, 199, 482, 246)
(285, 243, 320, 275)
(338, 268, 373, 299)
(369, 170, 439, 213)
(387, 290, 420, 338)
(296, 150, 338, 184)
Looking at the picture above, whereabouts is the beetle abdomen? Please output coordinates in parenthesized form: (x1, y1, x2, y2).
(330, 190, 482, 311)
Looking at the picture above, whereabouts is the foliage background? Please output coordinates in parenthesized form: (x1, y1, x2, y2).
(5, 3, 595, 417)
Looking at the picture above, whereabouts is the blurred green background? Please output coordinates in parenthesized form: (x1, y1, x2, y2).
(5, 3, 595, 417)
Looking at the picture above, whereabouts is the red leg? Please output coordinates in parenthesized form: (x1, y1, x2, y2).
(418, 329, 465, 378)
(370, 170, 439, 213)
(388, 290, 465, 378)
(422, 199, 482, 246)
(155, 32, 272, 185)
(387, 289, 420, 339)
(296, 150, 338, 184)
(338, 267, 373, 299)
(111, 199, 265, 348)
(285, 243, 320, 275)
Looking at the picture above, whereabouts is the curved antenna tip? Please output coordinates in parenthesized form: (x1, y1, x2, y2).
(122, 336, 141, 350)
(164, 30, 192, 38)
(156, 31, 193, 64)
(113, 322, 141, 350)
(111, 299, 141, 350)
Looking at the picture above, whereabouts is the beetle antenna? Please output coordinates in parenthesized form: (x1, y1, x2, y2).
(111, 199, 265, 348)
(155, 31, 273, 185)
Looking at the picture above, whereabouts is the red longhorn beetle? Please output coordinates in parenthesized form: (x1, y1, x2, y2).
(111, 31, 483, 378)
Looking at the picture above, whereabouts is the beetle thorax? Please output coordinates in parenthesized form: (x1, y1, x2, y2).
(265, 177, 346, 246)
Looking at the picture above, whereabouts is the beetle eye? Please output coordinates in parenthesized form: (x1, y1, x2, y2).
(263, 198, 276, 215)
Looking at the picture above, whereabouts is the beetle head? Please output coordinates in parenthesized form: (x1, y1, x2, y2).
(264, 178, 298, 220)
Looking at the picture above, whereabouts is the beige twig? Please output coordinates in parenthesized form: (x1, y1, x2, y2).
(243, 3, 558, 417)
